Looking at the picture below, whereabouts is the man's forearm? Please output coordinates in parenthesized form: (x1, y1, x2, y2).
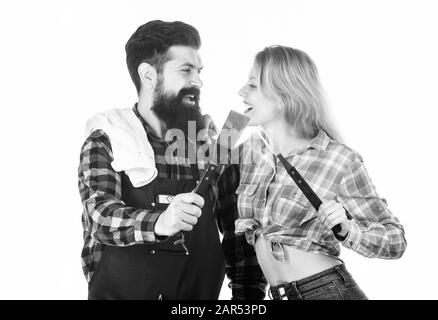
(82, 193, 164, 246)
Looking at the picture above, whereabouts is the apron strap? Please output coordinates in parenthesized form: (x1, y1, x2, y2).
(189, 140, 201, 182)
(190, 163, 200, 182)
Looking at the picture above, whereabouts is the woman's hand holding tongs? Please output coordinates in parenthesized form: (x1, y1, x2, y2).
(318, 200, 351, 238)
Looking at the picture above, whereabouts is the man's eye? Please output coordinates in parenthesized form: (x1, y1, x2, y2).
(181, 69, 191, 73)
(249, 84, 257, 88)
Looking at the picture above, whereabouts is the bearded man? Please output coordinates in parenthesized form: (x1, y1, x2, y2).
(77, 20, 266, 300)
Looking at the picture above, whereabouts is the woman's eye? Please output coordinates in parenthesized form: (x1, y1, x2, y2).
(249, 84, 256, 88)
(181, 69, 191, 73)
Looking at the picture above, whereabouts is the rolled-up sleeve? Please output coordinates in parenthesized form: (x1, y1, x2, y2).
(337, 152, 407, 259)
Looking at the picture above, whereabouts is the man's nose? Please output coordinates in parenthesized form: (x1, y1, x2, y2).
(190, 74, 203, 88)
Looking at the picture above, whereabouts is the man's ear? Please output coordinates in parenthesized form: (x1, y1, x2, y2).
(138, 62, 157, 90)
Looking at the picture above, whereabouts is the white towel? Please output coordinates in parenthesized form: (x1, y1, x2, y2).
(85, 108, 158, 188)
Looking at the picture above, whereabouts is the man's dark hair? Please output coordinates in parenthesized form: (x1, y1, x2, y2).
(125, 20, 201, 93)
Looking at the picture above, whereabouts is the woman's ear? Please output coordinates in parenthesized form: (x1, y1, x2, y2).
(276, 99, 285, 114)
(138, 62, 157, 90)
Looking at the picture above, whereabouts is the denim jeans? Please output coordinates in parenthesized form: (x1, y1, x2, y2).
(269, 263, 367, 300)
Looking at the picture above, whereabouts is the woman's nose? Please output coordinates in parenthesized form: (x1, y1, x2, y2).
(238, 85, 247, 98)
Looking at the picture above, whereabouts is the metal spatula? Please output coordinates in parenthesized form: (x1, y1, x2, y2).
(193, 110, 250, 195)
(174, 110, 250, 252)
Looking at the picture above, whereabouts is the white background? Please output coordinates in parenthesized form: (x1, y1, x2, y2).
(0, 0, 437, 299)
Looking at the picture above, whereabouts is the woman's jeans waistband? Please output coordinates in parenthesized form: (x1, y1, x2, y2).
(269, 263, 367, 300)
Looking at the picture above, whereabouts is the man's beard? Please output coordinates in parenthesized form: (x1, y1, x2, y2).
(151, 83, 205, 140)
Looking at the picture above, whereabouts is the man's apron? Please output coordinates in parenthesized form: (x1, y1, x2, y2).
(88, 163, 226, 299)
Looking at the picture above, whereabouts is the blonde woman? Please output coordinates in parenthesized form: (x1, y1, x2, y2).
(235, 45, 407, 300)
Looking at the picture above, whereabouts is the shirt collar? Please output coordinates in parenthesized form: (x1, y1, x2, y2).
(308, 129, 331, 151)
(281, 129, 331, 157)
(132, 103, 164, 142)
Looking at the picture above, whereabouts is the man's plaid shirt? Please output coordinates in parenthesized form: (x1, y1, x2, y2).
(235, 130, 407, 262)
(78, 104, 267, 299)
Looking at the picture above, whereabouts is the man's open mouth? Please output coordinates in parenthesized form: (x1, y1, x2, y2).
(183, 94, 198, 105)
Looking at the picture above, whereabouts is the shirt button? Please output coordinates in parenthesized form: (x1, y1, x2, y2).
(349, 241, 353, 246)
(151, 202, 156, 207)
(150, 250, 156, 255)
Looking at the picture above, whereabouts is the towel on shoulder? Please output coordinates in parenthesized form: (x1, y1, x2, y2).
(85, 108, 157, 188)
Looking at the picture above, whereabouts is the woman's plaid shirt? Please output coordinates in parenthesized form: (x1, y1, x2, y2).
(78, 104, 267, 299)
(235, 130, 407, 262)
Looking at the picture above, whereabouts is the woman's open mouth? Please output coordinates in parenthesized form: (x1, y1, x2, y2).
(243, 102, 254, 114)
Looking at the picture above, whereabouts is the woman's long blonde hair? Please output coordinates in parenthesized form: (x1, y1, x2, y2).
(254, 45, 342, 142)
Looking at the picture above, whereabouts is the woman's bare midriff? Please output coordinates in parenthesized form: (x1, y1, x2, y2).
(254, 236, 342, 286)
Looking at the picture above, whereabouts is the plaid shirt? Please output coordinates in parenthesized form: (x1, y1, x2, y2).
(235, 130, 407, 262)
(78, 104, 267, 299)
